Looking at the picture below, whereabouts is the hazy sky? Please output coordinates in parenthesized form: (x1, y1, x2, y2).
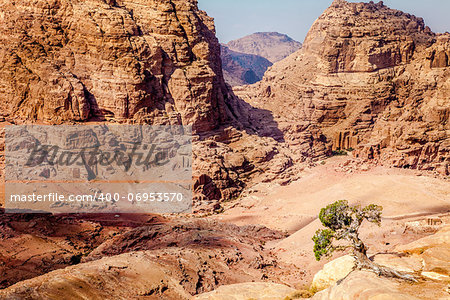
(198, 0, 450, 43)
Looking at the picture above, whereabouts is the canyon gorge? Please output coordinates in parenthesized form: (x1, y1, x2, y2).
(0, 0, 448, 299)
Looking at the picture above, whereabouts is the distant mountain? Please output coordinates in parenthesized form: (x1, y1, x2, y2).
(221, 32, 301, 86)
(221, 45, 273, 86)
(226, 32, 302, 64)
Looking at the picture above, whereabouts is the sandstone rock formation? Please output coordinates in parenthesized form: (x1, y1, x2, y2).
(226, 32, 302, 64)
(311, 226, 450, 300)
(310, 255, 356, 291)
(0, 213, 305, 298)
(194, 282, 295, 300)
(311, 271, 421, 300)
(235, 0, 450, 175)
(0, 0, 447, 208)
(0, 0, 305, 207)
(221, 45, 273, 86)
(0, 0, 232, 133)
(395, 226, 450, 282)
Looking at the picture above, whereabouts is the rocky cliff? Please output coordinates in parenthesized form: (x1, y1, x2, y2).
(0, 0, 230, 132)
(235, 0, 449, 175)
(0, 0, 311, 209)
(0, 0, 448, 208)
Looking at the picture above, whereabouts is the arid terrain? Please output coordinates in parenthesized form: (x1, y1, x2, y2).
(1, 157, 449, 299)
(0, 0, 449, 299)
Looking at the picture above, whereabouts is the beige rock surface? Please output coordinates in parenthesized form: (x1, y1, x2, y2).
(310, 226, 450, 300)
(311, 271, 421, 300)
(0, 251, 192, 300)
(396, 226, 450, 253)
(373, 254, 423, 274)
(311, 255, 356, 291)
(193, 282, 295, 300)
(396, 226, 450, 280)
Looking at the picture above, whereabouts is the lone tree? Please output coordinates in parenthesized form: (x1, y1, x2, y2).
(312, 200, 416, 281)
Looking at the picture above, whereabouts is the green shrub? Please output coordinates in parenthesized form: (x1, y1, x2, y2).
(332, 150, 348, 156)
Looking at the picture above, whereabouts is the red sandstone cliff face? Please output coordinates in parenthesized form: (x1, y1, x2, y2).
(0, 0, 229, 132)
(235, 0, 449, 175)
(0, 0, 448, 208)
(0, 0, 310, 208)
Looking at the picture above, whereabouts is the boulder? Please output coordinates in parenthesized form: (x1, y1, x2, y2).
(311, 255, 356, 291)
(311, 271, 421, 300)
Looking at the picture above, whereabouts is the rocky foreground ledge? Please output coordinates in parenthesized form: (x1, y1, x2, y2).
(193, 226, 450, 299)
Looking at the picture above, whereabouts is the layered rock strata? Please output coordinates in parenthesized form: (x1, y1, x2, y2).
(0, 0, 231, 132)
(235, 0, 449, 174)
(0, 0, 306, 206)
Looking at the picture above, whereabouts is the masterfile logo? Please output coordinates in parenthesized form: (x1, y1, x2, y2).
(5, 125, 193, 214)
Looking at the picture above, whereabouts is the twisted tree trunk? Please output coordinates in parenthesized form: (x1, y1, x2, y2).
(352, 242, 417, 282)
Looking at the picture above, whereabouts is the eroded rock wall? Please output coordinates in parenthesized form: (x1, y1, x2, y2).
(0, 0, 229, 132)
(0, 0, 311, 207)
(235, 0, 449, 174)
